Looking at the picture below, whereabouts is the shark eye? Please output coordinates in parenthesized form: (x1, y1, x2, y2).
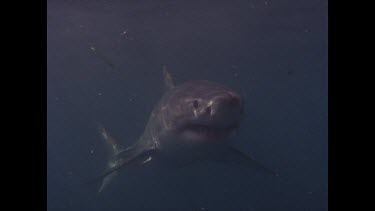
(193, 100, 199, 109)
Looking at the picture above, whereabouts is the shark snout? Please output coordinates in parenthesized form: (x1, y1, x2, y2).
(196, 92, 243, 127)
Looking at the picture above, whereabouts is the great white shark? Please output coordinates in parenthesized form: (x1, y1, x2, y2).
(93, 66, 276, 192)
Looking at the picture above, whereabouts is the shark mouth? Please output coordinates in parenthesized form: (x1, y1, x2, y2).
(181, 123, 238, 141)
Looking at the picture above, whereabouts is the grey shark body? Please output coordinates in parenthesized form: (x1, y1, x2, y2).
(94, 67, 275, 192)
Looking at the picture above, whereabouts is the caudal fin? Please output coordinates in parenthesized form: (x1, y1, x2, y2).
(93, 123, 153, 193)
(97, 122, 122, 156)
(95, 122, 124, 193)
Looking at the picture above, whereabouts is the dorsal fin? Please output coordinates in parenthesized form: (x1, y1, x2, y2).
(162, 65, 175, 91)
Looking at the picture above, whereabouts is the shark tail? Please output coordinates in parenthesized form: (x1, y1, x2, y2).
(95, 122, 124, 193)
(93, 123, 153, 193)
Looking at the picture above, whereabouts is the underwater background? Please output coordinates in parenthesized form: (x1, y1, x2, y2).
(47, 0, 328, 210)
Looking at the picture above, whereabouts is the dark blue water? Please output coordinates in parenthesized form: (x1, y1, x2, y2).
(47, 0, 327, 210)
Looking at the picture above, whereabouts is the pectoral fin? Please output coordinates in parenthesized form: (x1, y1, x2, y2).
(97, 170, 117, 193)
(223, 147, 278, 176)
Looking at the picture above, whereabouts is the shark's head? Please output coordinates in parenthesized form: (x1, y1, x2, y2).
(157, 80, 244, 148)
